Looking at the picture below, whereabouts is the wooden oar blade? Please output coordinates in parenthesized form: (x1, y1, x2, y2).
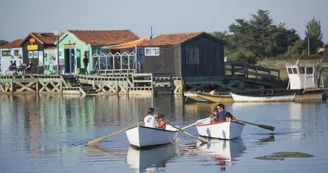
(87, 122, 142, 146)
(258, 124, 275, 131)
(239, 120, 275, 131)
(87, 136, 107, 146)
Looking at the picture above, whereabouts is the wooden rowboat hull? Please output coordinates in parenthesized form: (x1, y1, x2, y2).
(230, 92, 296, 102)
(197, 93, 234, 103)
(184, 92, 209, 102)
(196, 119, 245, 140)
(125, 125, 179, 148)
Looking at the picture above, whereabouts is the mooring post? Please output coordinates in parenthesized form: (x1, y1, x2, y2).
(35, 77, 39, 95)
(126, 79, 129, 95)
(60, 78, 63, 94)
(11, 77, 13, 94)
(116, 80, 119, 94)
(179, 79, 184, 95)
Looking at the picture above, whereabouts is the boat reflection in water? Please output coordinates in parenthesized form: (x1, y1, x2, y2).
(126, 144, 178, 172)
(197, 138, 245, 167)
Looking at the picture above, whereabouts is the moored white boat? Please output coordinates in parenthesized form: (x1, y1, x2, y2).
(196, 119, 245, 139)
(125, 125, 179, 148)
(230, 92, 296, 102)
(126, 143, 178, 171)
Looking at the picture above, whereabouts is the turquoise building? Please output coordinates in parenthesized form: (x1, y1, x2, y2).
(53, 30, 139, 74)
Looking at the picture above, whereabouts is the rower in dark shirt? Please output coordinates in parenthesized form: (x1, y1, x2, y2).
(216, 104, 236, 121)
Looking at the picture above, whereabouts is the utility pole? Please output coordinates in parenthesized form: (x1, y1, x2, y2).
(307, 25, 310, 56)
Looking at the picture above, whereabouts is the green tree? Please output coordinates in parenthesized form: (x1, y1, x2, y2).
(304, 17, 323, 55)
(211, 9, 304, 62)
(0, 40, 9, 46)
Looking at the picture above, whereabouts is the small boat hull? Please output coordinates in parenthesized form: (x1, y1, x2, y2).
(230, 92, 296, 102)
(196, 119, 245, 140)
(197, 93, 234, 103)
(125, 125, 179, 148)
(184, 92, 209, 102)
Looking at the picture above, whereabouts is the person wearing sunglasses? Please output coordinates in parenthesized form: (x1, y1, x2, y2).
(216, 103, 236, 122)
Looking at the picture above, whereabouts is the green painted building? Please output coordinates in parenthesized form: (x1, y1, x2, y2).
(49, 30, 139, 74)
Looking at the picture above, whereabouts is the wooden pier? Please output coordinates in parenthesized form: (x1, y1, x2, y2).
(0, 61, 282, 96)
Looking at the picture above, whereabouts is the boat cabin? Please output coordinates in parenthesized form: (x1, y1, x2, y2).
(286, 63, 318, 90)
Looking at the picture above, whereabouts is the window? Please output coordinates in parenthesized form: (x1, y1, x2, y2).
(306, 67, 313, 74)
(186, 47, 199, 65)
(144, 47, 160, 56)
(292, 68, 298, 74)
(299, 67, 305, 74)
(28, 51, 33, 59)
(287, 68, 293, 74)
(33, 51, 38, 58)
(13, 50, 19, 56)
(2, 50, 10, 56)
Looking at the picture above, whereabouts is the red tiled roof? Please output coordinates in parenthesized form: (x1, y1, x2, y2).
(0, 39, 23, 49)
(31, 33, 57, 44)
(140, 32, 205, 46)
(67, 30, 139, 45)
(20, 33, 57, 46)
(324, 43, 328, 47)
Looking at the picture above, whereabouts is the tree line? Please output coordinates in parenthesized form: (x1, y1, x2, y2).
(211, 9, 324, 64)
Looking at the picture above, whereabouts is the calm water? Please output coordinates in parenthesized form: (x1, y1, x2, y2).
(0, 95, 327, 173)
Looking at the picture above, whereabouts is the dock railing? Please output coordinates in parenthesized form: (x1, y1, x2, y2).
(225, 61, 281, 83)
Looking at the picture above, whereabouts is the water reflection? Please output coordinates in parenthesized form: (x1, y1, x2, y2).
(197, 138, 245, 168)
(1, 95, 328, 173)
(126, 144, 178, 173)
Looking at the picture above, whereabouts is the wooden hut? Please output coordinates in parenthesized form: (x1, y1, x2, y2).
(20, 33, 57, 74)
(139, 32, 225, 78)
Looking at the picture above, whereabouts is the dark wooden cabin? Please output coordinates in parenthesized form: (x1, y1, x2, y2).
(20, 33, 57, 73)
(140, 32, 224, 78)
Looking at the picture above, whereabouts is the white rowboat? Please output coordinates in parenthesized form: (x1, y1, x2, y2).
(125, 125, 179, 148)
(196, 119, 245, 139)
(230, 92, 296, 102)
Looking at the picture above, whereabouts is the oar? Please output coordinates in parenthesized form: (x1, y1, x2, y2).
(87, 122, 143, 146)
(167, 123, 208, 144)
(239, 120, 275, 131)
(181, 117, 210, 130)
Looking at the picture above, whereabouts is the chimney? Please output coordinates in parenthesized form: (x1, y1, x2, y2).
(149, 26, 153, 40)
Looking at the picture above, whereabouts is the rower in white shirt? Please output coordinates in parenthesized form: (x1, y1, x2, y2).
(144, 107, 157, 128)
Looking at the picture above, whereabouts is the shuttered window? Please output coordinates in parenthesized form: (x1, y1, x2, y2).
(186, 47, 199, 64)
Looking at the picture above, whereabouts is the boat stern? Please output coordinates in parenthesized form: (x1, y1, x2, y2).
(125, 126, 140, 148)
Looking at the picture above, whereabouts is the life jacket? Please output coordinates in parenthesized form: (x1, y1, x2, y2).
(157, 120, 166, 129)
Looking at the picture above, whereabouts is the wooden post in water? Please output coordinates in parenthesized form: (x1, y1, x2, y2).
(116, 80, 119, 94)
(11, 77, 13, 94)
(126, 80, 129, 95)
(60, 78, 63, 94)
(35, 78, 39, 95)
(180, 79, 184, 95)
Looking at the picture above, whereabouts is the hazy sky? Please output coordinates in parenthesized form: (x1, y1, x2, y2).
(0, 0, 327, 43)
